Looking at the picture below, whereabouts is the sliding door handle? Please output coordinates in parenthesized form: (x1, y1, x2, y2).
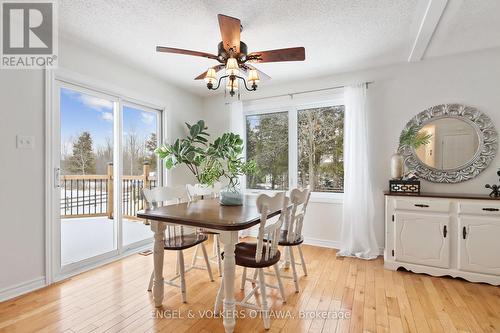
(54, 167, 60, 188)
(443, 225, 447, 238)
(462, 226, 467, 239)
(482, 208, 499, 212)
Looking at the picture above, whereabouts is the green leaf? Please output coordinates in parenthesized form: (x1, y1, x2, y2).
(164, 157, 174, 169)
(190, 124, 200, 138)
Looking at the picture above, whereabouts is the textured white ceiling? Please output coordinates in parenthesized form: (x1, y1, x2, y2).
(425, 0, 500, 58)
(58, 0, 499, 96)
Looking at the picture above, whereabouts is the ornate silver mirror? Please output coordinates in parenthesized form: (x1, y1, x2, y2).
(400, 104, 498, 183)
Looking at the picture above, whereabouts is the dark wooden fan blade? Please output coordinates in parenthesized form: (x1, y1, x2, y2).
(217, 14, 241, 53)
(194, 65, 225, 80)
(241, 64, 271, 81)
(156, 46, 218, 60)
(248, 47, 305, 63)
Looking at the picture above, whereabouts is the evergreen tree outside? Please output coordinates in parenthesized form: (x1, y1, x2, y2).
(68, 131, 96, 175)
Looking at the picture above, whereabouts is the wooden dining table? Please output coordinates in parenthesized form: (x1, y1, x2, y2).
(137, 195, 285, 333)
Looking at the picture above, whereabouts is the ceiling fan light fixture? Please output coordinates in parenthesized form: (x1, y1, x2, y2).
(204, 68, 217, 84)
(225, 57, 239, 76)
(247, 69, 260, 85)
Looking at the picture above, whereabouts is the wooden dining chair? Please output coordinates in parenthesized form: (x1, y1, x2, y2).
(216, 192, 288, 330)
(186, 183, 223, 277)
(277, 187, 311, 292)
(143, 186, 213, 303)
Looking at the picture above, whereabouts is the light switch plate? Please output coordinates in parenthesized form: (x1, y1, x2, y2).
(17, 135, 35, 149)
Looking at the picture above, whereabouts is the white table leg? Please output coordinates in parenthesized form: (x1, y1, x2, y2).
(219, 231, 239, 333)
(151, 221, 166, 307)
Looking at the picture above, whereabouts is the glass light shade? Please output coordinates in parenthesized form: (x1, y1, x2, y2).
(225, 58, 239, 75)
(204, 68, 217, 84)
(226, 78, 239, 91)
(247, 69, 260, 84)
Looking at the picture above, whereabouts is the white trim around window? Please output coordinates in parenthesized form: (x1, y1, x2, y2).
(241, 91, 345, 204)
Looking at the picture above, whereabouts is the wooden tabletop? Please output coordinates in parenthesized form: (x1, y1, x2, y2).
(137, 196, 284, 231)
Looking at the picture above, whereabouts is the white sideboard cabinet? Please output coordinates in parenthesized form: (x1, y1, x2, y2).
(385, 192, 500, 285)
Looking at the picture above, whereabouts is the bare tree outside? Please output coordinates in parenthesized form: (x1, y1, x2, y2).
(298, 105, 344, 192)
(246, 112, 289, 190)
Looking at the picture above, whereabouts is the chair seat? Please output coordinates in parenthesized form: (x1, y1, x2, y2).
(222, 242, 281, 268)
(164, 233, 208, 250)
(264, 230, 304, 246)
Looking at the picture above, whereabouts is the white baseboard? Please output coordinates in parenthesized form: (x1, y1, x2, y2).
(0, 277, 46, 302)
(244, 230, 384, 255)
(302, 236, 341, 249)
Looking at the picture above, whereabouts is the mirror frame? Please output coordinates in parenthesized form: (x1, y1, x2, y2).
(400, 104, 498, 183)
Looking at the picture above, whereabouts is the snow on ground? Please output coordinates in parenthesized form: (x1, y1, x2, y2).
(61, 217, 152, 265)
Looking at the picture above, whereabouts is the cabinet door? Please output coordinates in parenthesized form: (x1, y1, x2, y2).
(459, 216, 500, 275)
(395, 213, 450, 268)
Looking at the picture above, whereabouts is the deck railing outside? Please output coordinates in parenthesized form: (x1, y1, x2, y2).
(60, 162, 156, 219)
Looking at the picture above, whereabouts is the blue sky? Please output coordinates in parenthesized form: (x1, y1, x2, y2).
(60, 88, 157, 154)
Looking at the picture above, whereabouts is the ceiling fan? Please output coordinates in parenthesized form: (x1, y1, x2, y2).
(156, 14, 306, 96)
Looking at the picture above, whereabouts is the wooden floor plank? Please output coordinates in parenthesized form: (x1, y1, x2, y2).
(1, 240, 499, 333)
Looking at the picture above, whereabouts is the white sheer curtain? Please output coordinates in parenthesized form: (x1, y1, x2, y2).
(337, 83, 379, 260)
(229, 100, 244, 136)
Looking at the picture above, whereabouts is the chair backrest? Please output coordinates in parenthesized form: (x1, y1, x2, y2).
(255, 192, 287, 263)
(286, 188, 311, 242)
(142, 186, 189, 238)
(186, 183, 221, 201)
(142, 186, 186, 208)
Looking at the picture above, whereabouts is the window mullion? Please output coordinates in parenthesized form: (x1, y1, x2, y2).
(289, 108, 298, 190)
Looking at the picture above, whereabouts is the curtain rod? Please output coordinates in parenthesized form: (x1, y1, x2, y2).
(240, 81, 374, 103)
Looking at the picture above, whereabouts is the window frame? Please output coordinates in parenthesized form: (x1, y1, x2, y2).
(242, 93, 344, 203)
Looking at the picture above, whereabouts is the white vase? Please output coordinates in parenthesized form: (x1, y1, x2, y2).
(390, 152, 404, 180)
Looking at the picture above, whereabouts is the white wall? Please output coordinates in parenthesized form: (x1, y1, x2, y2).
(202, 47, 500, 249)
(0, 37, 204, 299)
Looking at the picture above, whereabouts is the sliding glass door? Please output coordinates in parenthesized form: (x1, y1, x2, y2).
(59, 85, 118, 267)
(53, 80, 162, 277)
(121, 103, 161, 247)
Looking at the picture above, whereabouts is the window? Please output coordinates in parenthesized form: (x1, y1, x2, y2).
(246, 112, 289, 190)
(244, 102, 344, 195)
(298, 106, 344, 192)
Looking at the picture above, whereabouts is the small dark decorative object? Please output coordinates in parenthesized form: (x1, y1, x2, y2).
(389, 180, 421, 194)
(485, 170, 500, 198)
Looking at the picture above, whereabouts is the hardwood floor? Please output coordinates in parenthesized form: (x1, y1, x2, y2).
(1, 239, 499, 333)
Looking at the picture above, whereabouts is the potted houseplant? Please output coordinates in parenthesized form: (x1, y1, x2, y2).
(155, 120, 256, 205)
(391, 124, 432, 179)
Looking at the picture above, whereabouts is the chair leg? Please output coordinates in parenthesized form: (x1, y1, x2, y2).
(214, 276, 224, 315)
(252, 267, 258, 284)
(178, 250, 187, 303)
(283, 246, 291, 269)
(298, 245, 308, 276)
(191, 244, 199, 268)
(241, 267, 247, 290)
(147, 270, 154, 292)
(215, 235, 222, 277)
(258, 268, 270, 329)
(273, 264, 286, 303)
(289, 247, 300, 293)
(175, 254, 179, 275)
(200, 242, 214, 282)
